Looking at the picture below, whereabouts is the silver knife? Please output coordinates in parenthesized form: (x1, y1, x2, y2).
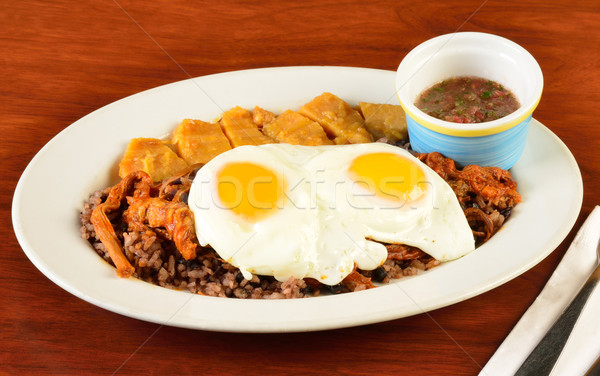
(515, 241, 600, 375)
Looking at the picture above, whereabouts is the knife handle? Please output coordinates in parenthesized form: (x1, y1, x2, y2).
(586, 354, 600, 376)
(515, 276, 599, 376)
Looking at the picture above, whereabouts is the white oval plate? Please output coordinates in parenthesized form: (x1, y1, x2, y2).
(12, 67, 583, 332)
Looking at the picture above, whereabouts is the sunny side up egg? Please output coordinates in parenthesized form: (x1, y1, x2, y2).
(189, 143, 475, 285)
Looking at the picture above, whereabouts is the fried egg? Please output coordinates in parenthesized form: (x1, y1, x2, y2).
(189, 143, 474, 285)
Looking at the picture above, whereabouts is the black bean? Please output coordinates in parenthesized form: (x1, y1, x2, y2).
(185, 258, 201, 269)
(500, 207, 512, 219)
(327, 284, 343, 294)
(112, 221, 126, 234)
(302, 285, 313, 295)
(235, 272, 245, 283)
(372, 266, 387, 283)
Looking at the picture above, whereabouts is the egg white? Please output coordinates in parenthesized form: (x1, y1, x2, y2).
(189, 143, 474, 285)
(306, 143, 475, 261)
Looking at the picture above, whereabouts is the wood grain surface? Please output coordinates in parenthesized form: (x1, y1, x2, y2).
(2, 1, 599, 375)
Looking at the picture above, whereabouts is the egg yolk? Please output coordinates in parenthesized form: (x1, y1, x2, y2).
(216, 162, 286, 222)
(348, 153, 428, 203)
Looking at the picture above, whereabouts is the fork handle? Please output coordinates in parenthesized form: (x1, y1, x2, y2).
(515, 275, 599, 376)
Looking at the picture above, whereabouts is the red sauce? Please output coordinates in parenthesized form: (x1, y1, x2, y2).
(415, 76, 520, 123)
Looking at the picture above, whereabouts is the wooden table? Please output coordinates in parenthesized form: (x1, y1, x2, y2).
(3, 1, 599, 374)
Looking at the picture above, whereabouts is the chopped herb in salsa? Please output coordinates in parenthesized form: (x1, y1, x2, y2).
(415, 76, 520, 123)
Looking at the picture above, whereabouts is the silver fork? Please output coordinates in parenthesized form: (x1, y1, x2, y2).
(515, 241, 600, 375)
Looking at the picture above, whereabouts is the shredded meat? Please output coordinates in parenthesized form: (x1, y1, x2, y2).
(90, 171, 153, 277)
(418, 152, 521, 242)
(90, 168, 200, 278)
(123, 197, 197, 260)
(157, 163, 202, 203)
(464, 207, 494, 243)
(385, 244, 428, 261)
(342, 268, 375, 291)
(418, 152, 521, 211)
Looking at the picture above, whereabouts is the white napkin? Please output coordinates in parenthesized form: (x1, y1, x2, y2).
(480, 205, 600, 376)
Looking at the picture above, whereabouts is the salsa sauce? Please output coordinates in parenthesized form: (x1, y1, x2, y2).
(415, 76, 520, 123)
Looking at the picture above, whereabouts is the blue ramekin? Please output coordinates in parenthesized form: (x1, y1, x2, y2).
(396, 32, 544, 170)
